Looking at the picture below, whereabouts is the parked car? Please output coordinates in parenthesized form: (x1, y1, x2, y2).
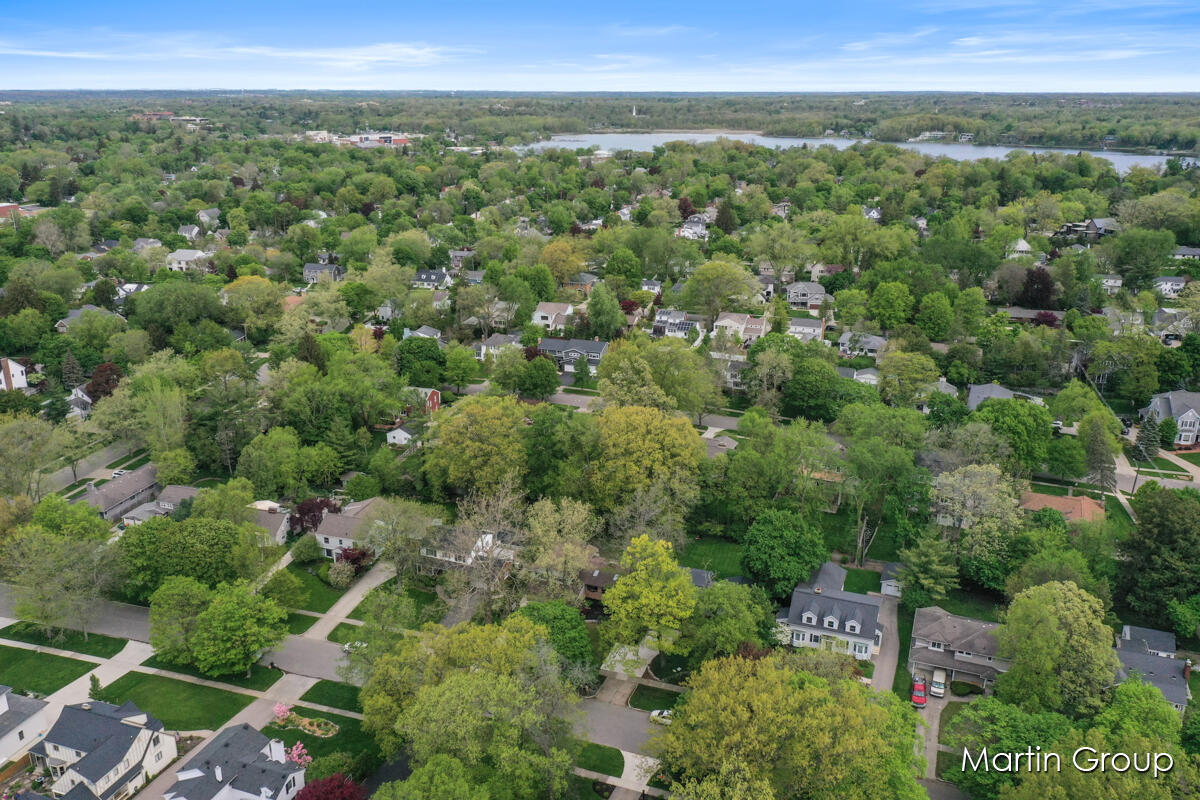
(911, 679, 927, 708)
(930, 668, 947, 698)
(112, 469, 127, 477)
(650, 709, 673, 724)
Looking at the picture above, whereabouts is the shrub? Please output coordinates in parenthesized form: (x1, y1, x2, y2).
(295, 775, 366, 800)
(290, 535, 323, 564)
(336, 546, 372, 575)
(307, 753, 356, 783)
(951, 680, 983, 696)
(328, 561, 356, 589)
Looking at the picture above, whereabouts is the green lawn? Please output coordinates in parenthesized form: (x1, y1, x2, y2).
(568, 774, 610, 799)
(99, 672, 253, 730)
(1127, 453, 1188, 474)
(261, 706, 381, 766)
(300, 680, 362, 713)
(1106, 496, 1136, 537)
(105, 448, 146, 469)
(286, 613, 319, 635)
(938, 701, 971, 745)
(347, 585, 444, 627)
(679, 536, 743, 580)
(286, 563, 346, 613)
(0, 622, 127, 658)
(628, 684, 682, 711)
(140, 656, 283, 691)
(1175, 451, 1200, 467)
(891, 605, 916, 698)
(936, 749, 957, 779)
(577, 742, 624, 778)
(844, 568, 881, 594)
(586, 622, 606, 667)
(937, 589, 1003, 623)
(123, 454, 152, 470)
(326, 622, 364, 645)
(0, 643, 95, 696)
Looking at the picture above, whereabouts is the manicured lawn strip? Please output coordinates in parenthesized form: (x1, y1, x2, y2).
(1105, 496, 1136, 537)
(936, 749, 957, 779)
(844, 568, 881, 594)
(1128, 454, 1188, 473)
(262, 706, 381, 764)
(891, 605, 916, 698)
(679, 536, 743, 580)
(0, 622, 127, 658)
(286, 613, 319, 634)
(586, 622, 606, 667)
(0, 643, 94, 696)
(938, 701, 971, 745)
(327, 622, 363, 645)
(1174, 451, 1200, 467)
(105, 448, 146, 469)
(347, 585, 444, 626)
(100, 672, 253, 730)
(563, 387, 600, 396)
(300, 680, 362, 713)
(576, 742, 624, 777)
(140, 656, 283, 691)
(937, 589, 1003, 623)
(287, 563, 346, 613)
(628, 684, 681, 711)
(123, 454, 152, 470)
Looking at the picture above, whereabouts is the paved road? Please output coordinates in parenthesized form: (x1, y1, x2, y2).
(262, 632, 349, 682)
(0, 584, 151, 640)
(43, 441, 133, 493)
(920, 778, 969, 800)
(575, 699, 654, 754)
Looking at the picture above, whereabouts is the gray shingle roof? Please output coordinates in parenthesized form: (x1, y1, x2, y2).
(781, 562, 881, 637)
(165, 724, 298, 800)
(0, 684, 47, 742)
(1120, 625, 1176, 655)
(40, 701, 163, 782)
(1143, 390, 1200, 423)
(1116, 649, 1189, 708)
(966, 383, 1044, 411)
(912, 606, 1001, 657)
(538, 337, 609, 358)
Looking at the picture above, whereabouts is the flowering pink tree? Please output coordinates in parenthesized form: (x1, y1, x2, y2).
(273, 703, 292, 724)
(286, 742, 312, 767)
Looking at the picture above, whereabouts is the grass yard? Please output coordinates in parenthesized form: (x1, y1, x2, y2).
(0, 643, 94, 696)
(844, 568, 881, 594)
(937, 588, 1003, 623)
(326, 622, 364, 645)
(1106, 496, 1136, 537)
(1127, 453, 1188, 474)
(936, 749, 957, 779)
(105, 448, 146, 469)
(567, 774, 611, 799)
(348, 584, 444, 625)
(1175, 451, 1200, 467)
(586, 622, 606, 667)
(300, 680, 362, 713)
(286, 563, 347, 613)
(140, 656, 283, 691)
(938, 701, 971, 745)
(891, 605, 916, 698)
(286, 613, 319, 635)
(100, 672, 253, 731)
(576, 742, 624, 778)
(261, 706, 381, 765)
(628, 684, 682, 711)
(679, 536, 743, 580)
(650, 651, 690, 684)
(0, 622, 127, 659)
(123, 454, 152, 470)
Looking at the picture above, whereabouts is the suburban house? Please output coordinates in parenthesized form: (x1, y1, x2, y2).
(536, 338, 609, 373)
(787, 317, 826, 343)
(1058, 218, 1121, 241)
(1007, 238, 1033, 259)
(120, 485, 200, 527)
(419, 524, 518, 576)
(532, 302, 575, 332)
(462, 270, 485, 285)
(675, 214, 708, 240)
(1099, 274, 1123, 295)
(27, 700, 177, 800)
(303, 263, 345, 283)
(475, 332, 521, 360)
(712, 352, 751, 391)
(165, 249, 210, 272)
(177, 224, 201, 241)
(1, 357, 28, 391)
(449, 249, 475, 270)
(385, 423, 421, 448)
(777, 562, 883, 662)
(56, 306, 125, 335)
(131, 238, 161, 254)
(410, 387, 441, 416)
(641, 279, 663, 294)
(651, 309, 700, 339)
(1120, 625, 1177, 659)
(580, 564, 620, 603)
(412, 270, 452, 290)
(1018, 491, 1105, 524)
(785, 281, 826, 311)
(432, 290, 451, 311)
(836, 366, 879, 386)
(196, 208, 221, 229)
(78, 464, 159, 522)
(713, 313, 769, 345)
(406, 325, 442, 341)
(311, 497, 387, 558)
(1174, 246, 1200, 260)
(965, 383, 1046, 412)
(375, 300, 399, 321)
(565, 272, 600, 295)
(1141, 390, 1200, 445)
(1000, 306, 1065, 325)
(837, 331, 888, 359)
(161, 724, 304, 800)
(64, 387, 93, 421)
(909, 607, 1010, 689)
(880, 563, 903, 598)
(249, 501, 290, 544)
(0, 685, 51, 767)
(1154, 276, 1188, 298)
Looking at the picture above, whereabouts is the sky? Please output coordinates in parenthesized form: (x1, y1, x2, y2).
(3, 0, 1200, 92)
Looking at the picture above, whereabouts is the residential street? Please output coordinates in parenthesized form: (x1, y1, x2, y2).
(42, 441, 133, 493)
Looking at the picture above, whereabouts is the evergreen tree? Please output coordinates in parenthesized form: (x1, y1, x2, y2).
(768, 295, 790, 335)
(897, 531, 960, 610)
(61, 350, 84, 388)
(1136, 414, 1161, 464)
(323, 416, 359, 470)
(296, 331, 326, 371)
(714, 198, 738, 234)
(1083, 419, 1118, 493)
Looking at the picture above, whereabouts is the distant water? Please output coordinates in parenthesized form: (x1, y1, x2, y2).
(524, 131, 1177, 173)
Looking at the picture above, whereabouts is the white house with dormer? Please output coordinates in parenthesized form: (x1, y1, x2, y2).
(777, 562, 882, 662)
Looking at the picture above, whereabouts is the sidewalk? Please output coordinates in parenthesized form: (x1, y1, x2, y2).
(304, 562, 394, 639)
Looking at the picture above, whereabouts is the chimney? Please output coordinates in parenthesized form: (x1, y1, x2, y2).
(215, 766, 223, 782)
(267, 739, 286, 763)
(1186, 659, 1193, 682)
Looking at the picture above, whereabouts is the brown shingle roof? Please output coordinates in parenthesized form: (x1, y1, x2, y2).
(1019, 491, 1105, 523)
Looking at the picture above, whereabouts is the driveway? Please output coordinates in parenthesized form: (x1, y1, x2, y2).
(261, 636, 348, 682)
(872, 595, 900, 692)
(575, 698, 654, 754)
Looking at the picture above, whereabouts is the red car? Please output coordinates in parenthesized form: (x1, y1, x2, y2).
(911, 679, 928, 708)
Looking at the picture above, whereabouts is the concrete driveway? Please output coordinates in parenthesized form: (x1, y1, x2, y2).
(872, 594, 900, 692)
(574, 698, 655, 754)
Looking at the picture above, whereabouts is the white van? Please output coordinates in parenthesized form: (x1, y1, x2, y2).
(930, 669, 947, 698)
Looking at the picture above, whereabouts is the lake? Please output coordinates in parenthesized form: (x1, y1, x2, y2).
(523, 131, 1177, 173)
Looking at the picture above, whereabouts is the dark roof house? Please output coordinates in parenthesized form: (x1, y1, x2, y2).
(162, 723, 304, 800)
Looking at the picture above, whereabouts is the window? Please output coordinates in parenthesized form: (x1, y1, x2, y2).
(959, 651, 972, 658)
(322, 537, 329, 544)
(792, 631, 803, 645)
(853, 643, 868, 655)
(809, 633, 821, 643)
(801, 613, 815, 625)
(824, 618, 837, 629)
(155, 753, 162, 763)
(929, 641, 944, 651)
(846, 622, 859, 634)
(17, 730, 24, 741)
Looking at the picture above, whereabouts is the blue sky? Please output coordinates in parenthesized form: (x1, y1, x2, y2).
(3, 0, 1199, 91)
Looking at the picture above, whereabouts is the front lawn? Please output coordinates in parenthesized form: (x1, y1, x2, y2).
(1106, 496, 1136, 537)
(286, 613, 318, 635)
(0, 643, 95, 696)
(286, 563, 347, 613)
(0, 622, 127, 659)
(577, 742, 624, 778)
(568, 774, 611, 799)
(99, 672, 253, 731)
(679, 536, 743, 580)
(326, 622, 364, 645)
(937, 588, 1003, 623)
(140, 656, 283, 691)
(261, 706, 381, 768)
(347, 584, 445, 627)
(844, 568, 881, 594)
(1175, 451, 1200, 467)
(628, 685, 682, 711)
(891, 605, 916, 698)
(300, 680, 362, 713)
(938, 701, 971, 745)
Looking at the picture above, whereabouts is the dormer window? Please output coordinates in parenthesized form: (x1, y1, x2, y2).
(930, 641, 944, 651)
(846, 622, 859, 634)
(824, 617, 837, 629)
(801, 613, 816, 626)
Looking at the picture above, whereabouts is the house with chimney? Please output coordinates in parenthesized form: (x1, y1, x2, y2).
(161, 724, 304, 800)
(0, 684, 51, 767)
(777, 562, 882, 662)
(77, 464, 160, 522)
(713, 313, 768, 345)
(532, 302, 575, 332)
(311, 497, 387, 558)
(120, 485, 200, 527)
(785, 281, 827, 311)
(536, 338, 609, 373)
(909, 606, 1010, 690)
(1115, 625, 1190, 712)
